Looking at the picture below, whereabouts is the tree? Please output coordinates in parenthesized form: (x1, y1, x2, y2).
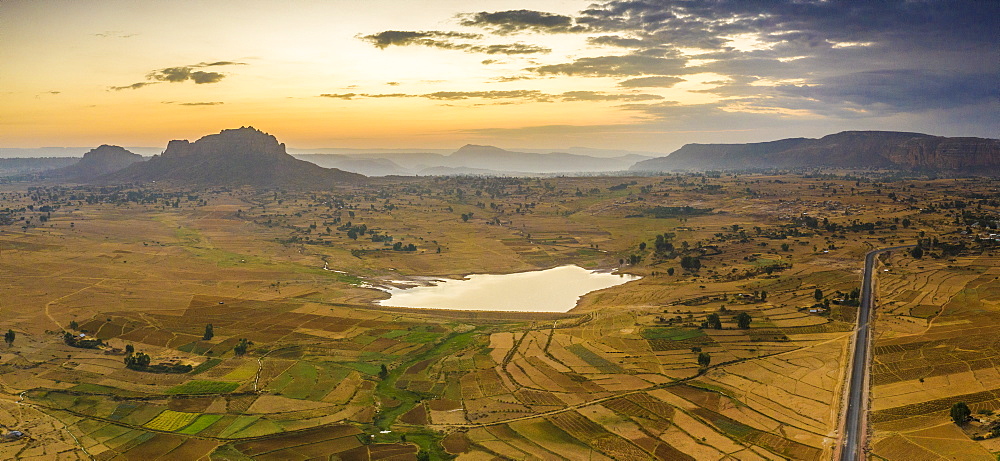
(759, 290, 767, 302)
(706, 313, 722, 329)
(735, 312, 752, 329)
(69, 320, 79, 330)
(814, 288, 824, 301)
(378, 364, 389, 380)
(234, 338, 251, 356)
(951, 402, 971, 424)
(4, 329, 14, 347)
(416, 450, 431, 461)
(667, 267, 675, 276)
(125, 344, 134, 355)
(638, 242, 646, 251)
(203, 324, 214, 341)
(911, 246, 924, 258)
(680, 256, 701, 271)
(697, 352, 711, 368)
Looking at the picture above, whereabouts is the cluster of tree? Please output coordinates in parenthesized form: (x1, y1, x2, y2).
(391, 242, 417, 252)
(697, 352, 711, 368)
(234, 338, 251, 356)
(203, 324, 213, 341)
(63, 331, 103, 349)
(680, 256, 702, 271)
(4, 329, 14, 346)
(461, 212, 474, 222)
(645, 206, 712, 219)
(123, 348, 192, 373)
(704, 312, 752, 329)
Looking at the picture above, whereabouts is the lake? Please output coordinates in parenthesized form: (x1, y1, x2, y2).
(376, 265, 640, 312)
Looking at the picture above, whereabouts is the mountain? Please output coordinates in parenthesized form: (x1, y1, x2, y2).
(447, 145, 638, 173)
(294, 145, 642, 176)
(44, 145, 145, 181)
(105, 127, 365, 187)
(631, 131, 1000, 172)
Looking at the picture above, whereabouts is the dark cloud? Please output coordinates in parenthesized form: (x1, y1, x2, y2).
(618, 76, 684, 88)
(777, 70, 1000, 114)
(587, 35, 645, 48)
(189, 71, 225, 84)
(358, 30, 481, 49)
(118, 61, 242, 89)
(532, 54, 688, 77)
(457, 10, 583, 34)
(109, 82, 159, 91)
(319, 93, 358, 99)
(360, 30, 548, 55)
(147, 67, 192, 82)
(469, 43, 549, 55)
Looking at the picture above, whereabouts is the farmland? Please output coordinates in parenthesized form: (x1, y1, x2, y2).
(1, 173, 996, 459)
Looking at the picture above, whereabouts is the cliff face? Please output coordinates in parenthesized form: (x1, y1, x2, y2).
(104, 127, 365, 187)
(45, 145, 144, 181)
(630, 131, 1000, 172)
(886, 137, 1000, 169)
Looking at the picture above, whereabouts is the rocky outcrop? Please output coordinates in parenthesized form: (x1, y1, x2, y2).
(104, 127, 365, 187)
(44, 145, 144, 181)
(631, 131, 1000, 172)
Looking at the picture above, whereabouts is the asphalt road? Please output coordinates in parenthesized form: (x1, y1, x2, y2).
(839, 245, 914, 460)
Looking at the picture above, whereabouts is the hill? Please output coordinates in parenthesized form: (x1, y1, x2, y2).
(631, 131, 1000, 172)
(44, 145, 145, 181)
(295, 145, 645, 176)
(105, 127, 365, 187)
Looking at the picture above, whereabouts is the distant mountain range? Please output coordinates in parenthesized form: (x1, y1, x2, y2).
(5, 130, 999, 183)
(294, 145, 650, 176)
(631, 131, 1000, 172)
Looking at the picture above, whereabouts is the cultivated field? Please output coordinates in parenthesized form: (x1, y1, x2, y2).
(0, 173, 994, 459)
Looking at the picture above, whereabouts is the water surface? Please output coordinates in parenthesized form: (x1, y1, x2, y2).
(377, 265, 639, 312)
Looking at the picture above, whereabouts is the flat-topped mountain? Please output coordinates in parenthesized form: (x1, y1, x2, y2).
(105, 127, 365, 187)
(44, 145, 144, 181)
(631, 131, 1000, 172)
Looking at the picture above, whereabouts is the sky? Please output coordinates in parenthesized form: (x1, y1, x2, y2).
(1, 0, 997, 153)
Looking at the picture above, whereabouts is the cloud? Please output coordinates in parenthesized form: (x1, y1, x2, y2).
(386, 81, 400, 86)
(189, 71, 225, 84)
(93, 31, 136, 39)
(162, 101, 224, 106)
(109, 82, 159, 91)
(360, 30, 549, 55)
(469, 43, 549, 55)
(587, 35, 645, 48)
(358, 30, 481, 49)
(618, 76, 684, 88)
(777, 70, 1000, 114)
(318, 90, 661, 104)
(560, 91, 663, 102)
(319, 93, 358, 100)
(457, 10, 583, 34)
(113, 61, 243, 89)
(532, 54, 688, 77)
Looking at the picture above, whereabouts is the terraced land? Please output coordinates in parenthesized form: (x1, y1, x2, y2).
(1, 174, 996, 459)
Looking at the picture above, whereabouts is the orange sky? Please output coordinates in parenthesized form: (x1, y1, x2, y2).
(2, 0, 995, 152)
